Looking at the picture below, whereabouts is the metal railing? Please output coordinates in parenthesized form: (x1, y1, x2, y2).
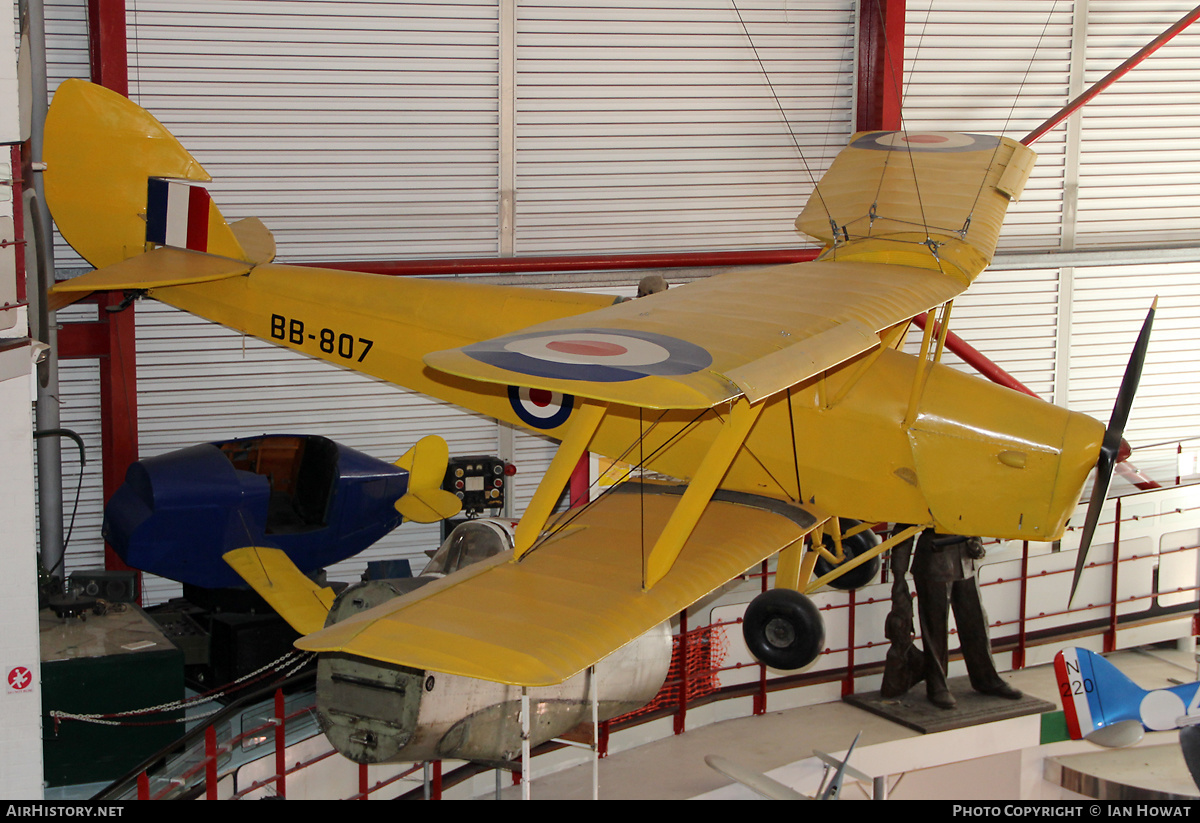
(93, 474, 1200, 800)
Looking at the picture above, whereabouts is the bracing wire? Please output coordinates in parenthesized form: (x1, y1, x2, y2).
(964, 0, 1063, 221)
(730, 0, 835, 221)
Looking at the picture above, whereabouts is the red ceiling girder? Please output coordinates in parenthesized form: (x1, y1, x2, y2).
(86, 0, 128, 95)
(1022, 3, 1200, 146)
(857, 0, 906, 132)
(82, 0, 138, 573)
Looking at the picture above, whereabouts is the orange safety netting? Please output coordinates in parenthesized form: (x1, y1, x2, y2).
(613, 622, 728, 722)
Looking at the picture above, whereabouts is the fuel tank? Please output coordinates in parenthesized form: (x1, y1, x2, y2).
(314, 519, 673, 765)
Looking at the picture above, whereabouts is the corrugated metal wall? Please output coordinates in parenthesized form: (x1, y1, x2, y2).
(512, 1, 856, 253)
(38, 0, 1200, 602)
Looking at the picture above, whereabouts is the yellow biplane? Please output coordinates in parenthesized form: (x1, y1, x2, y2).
(44, 79, 1148, 756)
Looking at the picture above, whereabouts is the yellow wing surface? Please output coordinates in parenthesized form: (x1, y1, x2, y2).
(423, 131, 1034, 412)
(424, 259, 968, 410)
(797, 131, 1035, 283)
(297, 483, 826, 686)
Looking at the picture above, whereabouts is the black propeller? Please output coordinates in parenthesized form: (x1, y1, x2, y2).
(1068, 299, 1157, 606)
(1181, 724, 1200, 792)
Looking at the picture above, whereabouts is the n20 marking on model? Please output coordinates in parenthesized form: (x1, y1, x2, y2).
(270, 314, 374, 363)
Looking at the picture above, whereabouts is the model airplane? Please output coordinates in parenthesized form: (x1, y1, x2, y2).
(1055, 647, 1200, 747)
(705, 731, 867, 800)
(41, 78, 1151, 761)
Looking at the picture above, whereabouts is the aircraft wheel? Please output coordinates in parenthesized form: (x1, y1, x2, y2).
(742, 589, 824, 671)
(814, 518, 881, 591)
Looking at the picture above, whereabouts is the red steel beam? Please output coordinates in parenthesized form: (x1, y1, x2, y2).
(85, 0, 139, 575)
(1022, 3, 1200, 146)
(301, 247, 822, 277)
(857, 0, 906, 132)
(86, 0, 129, 95)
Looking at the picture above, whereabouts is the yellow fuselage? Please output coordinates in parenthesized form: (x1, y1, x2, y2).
(154, 263, 1103, 543)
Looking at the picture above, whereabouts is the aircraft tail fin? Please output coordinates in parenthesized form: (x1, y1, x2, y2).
(44, 79, 274, 270)
(223, 546, 336, 636)
(394, 435, 463, 524)
(1054, 647, 1147, 743)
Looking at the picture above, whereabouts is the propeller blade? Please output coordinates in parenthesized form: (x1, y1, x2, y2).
(1108, 298, 1156, 439)
(1183, 725, 1200, 792)
(1068, 300, 1156, 606)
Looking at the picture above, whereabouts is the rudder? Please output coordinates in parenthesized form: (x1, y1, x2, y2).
(1055, 647, 1145, 740)
(44, 79, 260, 268)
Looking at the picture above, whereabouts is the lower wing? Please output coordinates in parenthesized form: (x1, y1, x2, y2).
(296, 481, 827, 686)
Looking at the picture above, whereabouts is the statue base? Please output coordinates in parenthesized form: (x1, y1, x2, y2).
(844, 675, 1055, 735)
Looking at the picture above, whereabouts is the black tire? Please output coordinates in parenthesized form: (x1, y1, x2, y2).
(742, 589, 825, 670)
(814, 518, 882, 591)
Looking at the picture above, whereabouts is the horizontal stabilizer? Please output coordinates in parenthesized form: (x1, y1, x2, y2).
(394, 435, 462, 523)
(47, 247, 252, 311)
(223, 546, 336, 636)
(51, 246, 252, 294)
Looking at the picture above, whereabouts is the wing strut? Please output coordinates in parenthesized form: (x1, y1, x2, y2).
(644, 397, 764, 589)
(514, 400, 607, 560)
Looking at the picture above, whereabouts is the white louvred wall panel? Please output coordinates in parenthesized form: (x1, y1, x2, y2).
(1067, 261, 1200, 487)
(122, 0, 504, 263)
(932, 266, 1061, 401)
(1075, 0, 1200, 247)
(900, 0, 1076, 252)
(513, 0, 857, 254)
(42, 0, 91, 269)
(898, 1, 1073, 404)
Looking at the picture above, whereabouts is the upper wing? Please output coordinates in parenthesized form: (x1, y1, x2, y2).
(296, 482, 826, 686)
(422, 131, 1036, 412)
(423, 259, 967, 410)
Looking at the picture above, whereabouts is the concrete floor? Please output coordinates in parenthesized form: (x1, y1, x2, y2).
(475, 643, 1200, 800)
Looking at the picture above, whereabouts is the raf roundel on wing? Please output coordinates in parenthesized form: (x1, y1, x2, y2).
(852, 131, 1002, 153)
(464, 328, 713, 384)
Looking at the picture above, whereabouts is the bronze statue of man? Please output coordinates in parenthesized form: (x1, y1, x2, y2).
(883, 527, 1022, 710)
